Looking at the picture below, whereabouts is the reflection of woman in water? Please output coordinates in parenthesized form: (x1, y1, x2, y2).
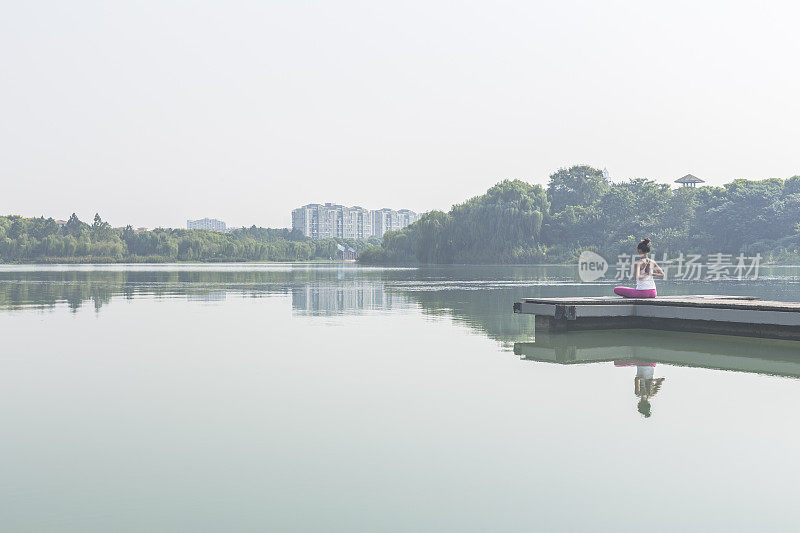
(614, 361, 665, 418)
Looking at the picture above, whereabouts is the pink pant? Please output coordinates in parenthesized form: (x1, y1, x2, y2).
(613, 287, 657, 298)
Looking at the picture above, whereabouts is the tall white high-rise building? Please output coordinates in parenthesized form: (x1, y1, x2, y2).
(398, 209, 419, 231)
(372, 208, 421, 238)
(292, 204, 418, 239)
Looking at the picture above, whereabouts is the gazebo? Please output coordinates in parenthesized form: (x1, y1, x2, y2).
(674, 174, 704, 188)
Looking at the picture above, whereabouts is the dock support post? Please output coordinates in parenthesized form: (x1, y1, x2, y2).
(535, 315, 567, 333)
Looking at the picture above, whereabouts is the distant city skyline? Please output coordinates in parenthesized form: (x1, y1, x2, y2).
(0, 169, 751, 231)
(3, 2, 799, 230)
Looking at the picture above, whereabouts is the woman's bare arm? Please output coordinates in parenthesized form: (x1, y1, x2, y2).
(650, 260, 665, 278)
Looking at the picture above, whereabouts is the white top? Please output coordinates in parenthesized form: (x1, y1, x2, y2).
(636, 365, 655, 379)
(636, 260, 656, 291)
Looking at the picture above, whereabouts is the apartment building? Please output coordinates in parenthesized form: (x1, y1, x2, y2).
(187, 218, 227, 231)
(292, 204, 418, 239)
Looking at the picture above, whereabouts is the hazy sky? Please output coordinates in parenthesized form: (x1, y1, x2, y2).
(2, 1, 799, 229)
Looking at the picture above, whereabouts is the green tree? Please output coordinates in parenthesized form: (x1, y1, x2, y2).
(547, 165, 609, 214)
(65, 213, 85, 237)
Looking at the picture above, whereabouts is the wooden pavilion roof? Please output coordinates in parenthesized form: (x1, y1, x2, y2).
(674, 174, 705, 184)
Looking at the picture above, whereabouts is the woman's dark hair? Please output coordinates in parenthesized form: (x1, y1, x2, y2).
(638, 398, 652, 418)
(637, 238, 651, 254)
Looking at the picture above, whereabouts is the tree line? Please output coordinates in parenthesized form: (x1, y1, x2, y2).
(0, 213, 378, 262)
(359, 166, 800, 264)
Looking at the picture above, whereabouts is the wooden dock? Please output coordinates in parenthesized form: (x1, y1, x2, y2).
(513, 295, 800, 341)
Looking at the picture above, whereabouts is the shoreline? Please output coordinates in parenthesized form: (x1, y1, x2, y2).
(2, 260, 799, 268)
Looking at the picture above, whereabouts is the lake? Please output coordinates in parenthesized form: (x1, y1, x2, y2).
(1, 263, 799, 532)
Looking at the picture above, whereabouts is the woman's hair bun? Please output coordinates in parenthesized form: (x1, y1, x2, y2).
(642, 238, 651, 245)
(637, 238, 651, 252)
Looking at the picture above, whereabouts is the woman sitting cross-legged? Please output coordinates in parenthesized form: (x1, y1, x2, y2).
(613, 238, 664, 298)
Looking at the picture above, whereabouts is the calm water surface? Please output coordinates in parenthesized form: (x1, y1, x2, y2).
(1, 263, 800, 532)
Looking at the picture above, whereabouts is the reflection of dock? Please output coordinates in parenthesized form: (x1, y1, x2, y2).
(513, 295, 800, 340)
(514, 329, 800, 378)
